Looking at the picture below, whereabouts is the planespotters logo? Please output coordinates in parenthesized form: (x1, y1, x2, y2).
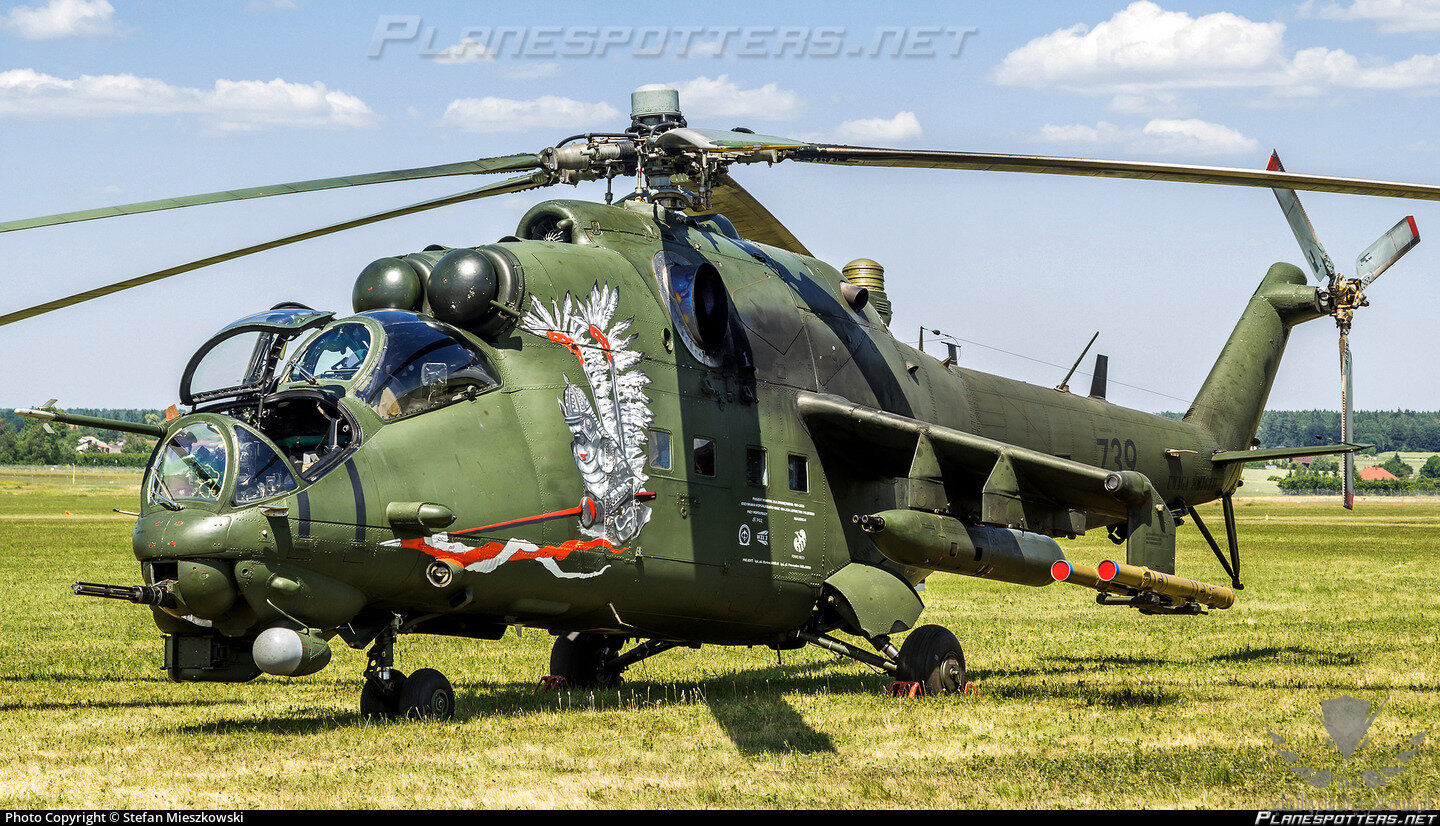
(1266, 695, 1427, 790)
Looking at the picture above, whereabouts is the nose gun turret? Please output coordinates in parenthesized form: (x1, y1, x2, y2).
(72, 581, 175, 608)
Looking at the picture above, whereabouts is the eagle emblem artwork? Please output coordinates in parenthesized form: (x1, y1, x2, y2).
(381, 284, 654, 581)
(520, 285, 655, 545)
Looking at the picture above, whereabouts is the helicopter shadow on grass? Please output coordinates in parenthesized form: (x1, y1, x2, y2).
(457, 658, 875, 754)
(175, 712, 361, 736)
(2, 697, 232, 713)
(1202, 645, 1363, 666)
(160, 659, 866, 742)
(969, 645, 1396, 705)
(980, 645, 1364, 683)
(0, 672, 173, 683)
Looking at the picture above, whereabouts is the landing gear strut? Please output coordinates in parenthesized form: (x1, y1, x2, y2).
(360, 613, 455, 721)
(546, 632, 688, 688)
(796, 623, 968, 696)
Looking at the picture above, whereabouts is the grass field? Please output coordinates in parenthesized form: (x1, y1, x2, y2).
(0, 472, 1435, 809)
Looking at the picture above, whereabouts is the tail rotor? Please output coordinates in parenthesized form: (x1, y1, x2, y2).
(1267, 152, 1420, 509)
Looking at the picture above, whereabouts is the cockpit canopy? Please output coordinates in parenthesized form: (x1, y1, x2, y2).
(180, 305, 333, 406)
(155, 308, 501, 511)
(349, 311, 500, 420)
(182, 306, 500, 419)
(283, 310, 500, 420)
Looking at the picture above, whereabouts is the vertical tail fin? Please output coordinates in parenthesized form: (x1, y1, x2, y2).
(1184, 263, 1327, 452)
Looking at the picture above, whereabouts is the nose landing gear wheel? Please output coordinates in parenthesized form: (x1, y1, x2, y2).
(895, 625, 965, 696)
(398, 668, 455, 720)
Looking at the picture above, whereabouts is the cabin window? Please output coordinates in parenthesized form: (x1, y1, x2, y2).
(693, 437, 716, 477)
(746, 446, 767, 486)
(648, 429, 672, 470)
(289, 323, 371, 383)
(788, 454, 809, 493)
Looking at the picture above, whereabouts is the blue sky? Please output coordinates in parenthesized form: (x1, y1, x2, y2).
(2, 0, 1438, 414)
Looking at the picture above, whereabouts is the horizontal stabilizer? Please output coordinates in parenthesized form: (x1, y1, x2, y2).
(1210, 443, 1370, 466)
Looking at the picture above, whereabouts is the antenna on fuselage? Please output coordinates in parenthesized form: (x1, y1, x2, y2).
(1056, 331, 1100, 394)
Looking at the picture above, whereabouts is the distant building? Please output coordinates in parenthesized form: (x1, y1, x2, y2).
(1358, 466, 1399, 481)
(75, 435, 123, 454)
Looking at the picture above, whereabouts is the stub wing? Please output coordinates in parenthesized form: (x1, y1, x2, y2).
(796, 392, 1178, 574)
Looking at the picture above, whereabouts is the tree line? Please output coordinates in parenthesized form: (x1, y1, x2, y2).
(1158, 409, 1440, 452)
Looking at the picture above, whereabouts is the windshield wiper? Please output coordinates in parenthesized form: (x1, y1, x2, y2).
(150, 476, 183, 511)
(290, 364, 319, 386)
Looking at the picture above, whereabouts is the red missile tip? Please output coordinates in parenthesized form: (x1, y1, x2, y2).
(1097, 560, 1118, 582)
(1407, 215, 1418, 238)
(1051, 560, 1072, 582)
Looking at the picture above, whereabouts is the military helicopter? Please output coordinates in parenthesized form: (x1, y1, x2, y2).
(6, 87, 1435, 719)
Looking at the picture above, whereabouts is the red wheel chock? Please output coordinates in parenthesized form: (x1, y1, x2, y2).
(534, 675, 569, 694)
(888, 681, 924, 698)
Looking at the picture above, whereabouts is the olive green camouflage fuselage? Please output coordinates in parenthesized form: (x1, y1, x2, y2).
(132, 198, 1325, 649)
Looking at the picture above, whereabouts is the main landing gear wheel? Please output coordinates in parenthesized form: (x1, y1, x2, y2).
(398, 668, 455, 720)
(895, 625, 966, 696)
(550, 632, 625, 689)
(360, 669, 406, 720)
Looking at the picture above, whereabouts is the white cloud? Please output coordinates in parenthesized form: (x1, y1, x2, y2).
(497, 62, 562, 81)
(1035, 117, 1260, 156)
(204, 78, 378, 131)
(829, 111, 922, 144)
(430, 38, 494, 64)
(1302, 0, 1440, 34)
(1138, 118, 1261, 155)
(0, 69, 378, 131)
(440, 95, 620, 132)
(1, 0, 120, 39)
(993, 2, 1285, 92)
(668, 75, 800, 121)
(994, 1, 1440, 105)
(1106, 91, 1192, 116)
(1036, 121, 1129, 144)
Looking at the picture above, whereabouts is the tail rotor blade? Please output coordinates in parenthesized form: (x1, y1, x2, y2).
(1267, 152, 1337, 284)
(1357, 216, 1420, 287)
(1341, 332, 1355, 510)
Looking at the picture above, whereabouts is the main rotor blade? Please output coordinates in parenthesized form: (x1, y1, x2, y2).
(0, 170, 554, 328)
(657, 127, 811, 155)
(1267, 152, 1337, 284)
(787, 146, 1440, 202)
(682, 171, 813, 257)
(0, 153, 542, 235)
(1357, 216, 1420, 287)
(1341, 332, 1355, 510)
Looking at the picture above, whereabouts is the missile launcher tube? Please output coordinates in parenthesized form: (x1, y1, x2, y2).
(1097, 559, 1237, 610)
(858, 509, 1065, 587)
